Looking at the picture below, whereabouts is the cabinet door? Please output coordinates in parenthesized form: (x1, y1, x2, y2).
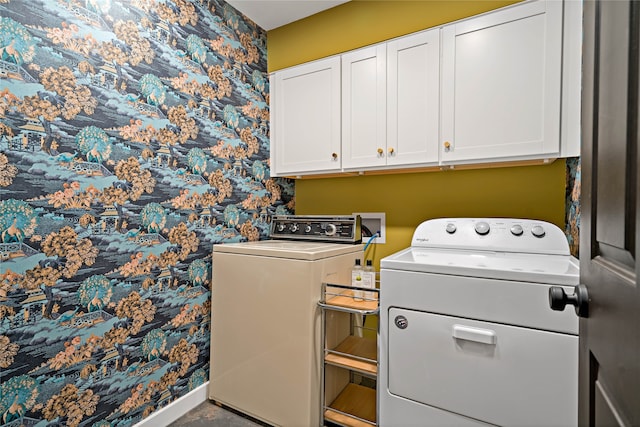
(387, 29, 440, 167)
(271, 57, 341, 176)
(342, 44, 387, 170)
(440, 0, 563, 164)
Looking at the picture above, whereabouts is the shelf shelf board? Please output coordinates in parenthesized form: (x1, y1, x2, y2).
(325, 290, 378, 312)
(325, 383, 376, 427)
(325, 335, 377, 375)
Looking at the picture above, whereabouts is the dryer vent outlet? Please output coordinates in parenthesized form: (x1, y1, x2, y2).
(354, 212, 386, 244)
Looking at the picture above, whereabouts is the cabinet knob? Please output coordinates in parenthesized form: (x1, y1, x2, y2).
(443, 141, 451, 151)
(377, 148, 384, 156)
(331, 152, 338, 160)
(388, 147, 395, 155)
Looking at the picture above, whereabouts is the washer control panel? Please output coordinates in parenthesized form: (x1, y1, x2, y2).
(412, 218, 569, 255)
(270, 215, 362, 243)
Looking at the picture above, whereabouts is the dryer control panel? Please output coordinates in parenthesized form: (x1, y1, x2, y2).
(411, 218, 570, 255)
(270, 215, 362, 243)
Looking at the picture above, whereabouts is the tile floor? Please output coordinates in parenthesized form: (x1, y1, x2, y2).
(168, 401, 266, 427)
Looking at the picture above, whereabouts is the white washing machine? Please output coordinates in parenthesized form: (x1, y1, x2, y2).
(379, 218, 579, 427)
(209, 216, 363, 427)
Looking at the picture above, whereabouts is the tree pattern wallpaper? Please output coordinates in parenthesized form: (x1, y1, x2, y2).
(0, 0, 293, 425)
(565, 157, 580, 258)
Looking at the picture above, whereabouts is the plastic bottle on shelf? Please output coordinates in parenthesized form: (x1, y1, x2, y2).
(364, 259, 376, 300)
(351, 258, 364, 301)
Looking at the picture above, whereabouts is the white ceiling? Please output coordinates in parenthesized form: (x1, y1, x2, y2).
(226, 0, 350, 31)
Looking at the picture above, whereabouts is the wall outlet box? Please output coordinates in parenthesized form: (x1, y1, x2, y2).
(354, 212, 386, 244)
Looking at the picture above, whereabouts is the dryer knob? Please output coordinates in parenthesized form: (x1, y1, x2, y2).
(325, 223, 337, 236)
(510, 224, 524, 236)
(531, 225, 546, 238)
(475, 221, 490, 235)
(445, 223, 457, 234)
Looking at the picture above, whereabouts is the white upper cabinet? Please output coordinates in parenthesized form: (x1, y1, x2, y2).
(342, 29, 440, 171)
(387, 28, 440, 167)
(560, 0, 582, 158)
(440, 0, 563, 164)
(341, 44, 387, 169)
(270, 56, 341, 176)
(270, 0, 575, 177)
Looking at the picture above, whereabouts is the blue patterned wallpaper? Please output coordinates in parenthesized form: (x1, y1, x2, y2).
(565, 157, 580, 258)
(0, 0, 292, 425)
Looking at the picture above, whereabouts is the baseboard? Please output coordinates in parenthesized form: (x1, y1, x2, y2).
(133, 381, 209, 427)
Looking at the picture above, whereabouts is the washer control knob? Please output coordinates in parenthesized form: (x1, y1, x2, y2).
(510, 224, 524, 236)
(531, 225, 546, 238)
(289, 223, 299, 232)
(474, 221, 490, 235)
(445, 223, 457, 234)
(277, 223, 286, 232)
(325, 223, 337, 236)
(305, 225, 312, 233)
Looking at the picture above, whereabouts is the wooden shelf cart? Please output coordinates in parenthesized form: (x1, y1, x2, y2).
(319, 282, 379, 426)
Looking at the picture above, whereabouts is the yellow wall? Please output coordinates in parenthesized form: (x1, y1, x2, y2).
(267, 1, 567, 268)
(295, 162, 567, 269)
(267, 0, 520, 71)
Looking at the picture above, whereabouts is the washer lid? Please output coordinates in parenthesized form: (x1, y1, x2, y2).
(381, 247, 579, 286)
(213, 240, 364, 260)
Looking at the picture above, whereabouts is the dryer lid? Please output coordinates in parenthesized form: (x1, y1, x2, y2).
(381, 246, 579, 285)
